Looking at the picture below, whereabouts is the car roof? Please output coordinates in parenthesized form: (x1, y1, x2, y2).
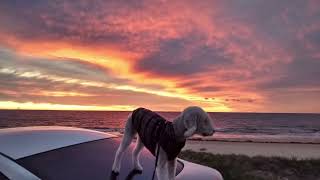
(16, 138, 166, 180)
(0, 126, 117, 159)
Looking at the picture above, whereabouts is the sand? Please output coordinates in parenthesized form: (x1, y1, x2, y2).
(183, 140, 320, 159)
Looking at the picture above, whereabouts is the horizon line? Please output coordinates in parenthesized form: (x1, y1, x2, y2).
(0, 108, 319, 114)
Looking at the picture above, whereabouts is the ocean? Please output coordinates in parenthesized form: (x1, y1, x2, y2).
(1, 110, 320, 144)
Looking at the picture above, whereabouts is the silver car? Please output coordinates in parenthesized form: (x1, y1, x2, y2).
(0, 126, 223, 180)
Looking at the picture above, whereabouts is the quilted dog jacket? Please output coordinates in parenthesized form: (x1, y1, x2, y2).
(131, 107, 186, 160)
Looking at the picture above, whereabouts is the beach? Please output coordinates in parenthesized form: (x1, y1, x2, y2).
(184, 140, 320, 159)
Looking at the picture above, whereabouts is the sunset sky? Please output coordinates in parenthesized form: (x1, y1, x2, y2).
(0, 0, 319, 112)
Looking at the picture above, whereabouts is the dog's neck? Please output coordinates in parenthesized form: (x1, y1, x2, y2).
(172, 115, 187, 142)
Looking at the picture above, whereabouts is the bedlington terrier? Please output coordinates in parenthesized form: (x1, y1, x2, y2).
(111, 106, 215, 180)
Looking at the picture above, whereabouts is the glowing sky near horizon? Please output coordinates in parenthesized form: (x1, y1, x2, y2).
(0, 0, 319, 112)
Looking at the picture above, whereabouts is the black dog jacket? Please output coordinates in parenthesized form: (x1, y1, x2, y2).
(131, 107, 186, 160)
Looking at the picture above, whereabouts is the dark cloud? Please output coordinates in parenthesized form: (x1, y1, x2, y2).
(224, 98, 255, 103)
(0, 0, 141, 48)
(191, 86, 222, 93)
(258, 57, 320, 90)
(211, 0, 320, 92)
(134, 34, 233, 76)
(306, 30, 320, 47)
(223, 1, 313, 38)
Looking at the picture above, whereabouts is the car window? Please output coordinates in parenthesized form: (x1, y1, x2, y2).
(0, 171, 9, 180)
(16, 138, 183, 180)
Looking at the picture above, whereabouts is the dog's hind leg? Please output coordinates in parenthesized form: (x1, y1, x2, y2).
(112, 115, 136, 174)
(132, 136, 144, 171)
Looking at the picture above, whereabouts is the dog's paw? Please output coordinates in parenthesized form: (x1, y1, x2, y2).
(112, 164, 120, 174)
(133, 163, 143, 172)
(111, 170, 119, 176)
(132, 169, 143, 174)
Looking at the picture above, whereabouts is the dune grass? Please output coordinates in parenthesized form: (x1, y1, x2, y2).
(179, 150, 320, 180)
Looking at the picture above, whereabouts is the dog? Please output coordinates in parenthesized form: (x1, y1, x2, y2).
(111, 106, 215, 180)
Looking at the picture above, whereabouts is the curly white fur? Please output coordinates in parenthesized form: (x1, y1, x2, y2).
(112, 106, 217, 180)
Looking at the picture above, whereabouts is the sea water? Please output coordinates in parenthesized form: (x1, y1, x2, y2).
(1, 110, 319, 143)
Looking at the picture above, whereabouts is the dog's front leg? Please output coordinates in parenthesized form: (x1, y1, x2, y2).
(167, 158, 176, 180)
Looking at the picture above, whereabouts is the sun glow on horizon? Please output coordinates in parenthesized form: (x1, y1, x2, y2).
(0, 101, 135, 111)
(0, 101, 231, 112)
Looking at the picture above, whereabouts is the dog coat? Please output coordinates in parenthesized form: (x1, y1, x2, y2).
(131, 107, 186, 160)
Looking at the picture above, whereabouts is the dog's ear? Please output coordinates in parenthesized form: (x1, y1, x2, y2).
(183, 113, 197, 138)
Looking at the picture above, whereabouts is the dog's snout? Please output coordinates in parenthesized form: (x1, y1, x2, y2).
(202, 129, 215, 136)
(210, 129, 215, 135)
(209, 129, 215, 136)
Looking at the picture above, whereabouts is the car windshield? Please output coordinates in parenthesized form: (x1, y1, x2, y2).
(16, 138, 183, 180)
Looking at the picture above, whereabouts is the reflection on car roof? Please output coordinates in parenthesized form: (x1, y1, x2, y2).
(0, 126, 116, 159)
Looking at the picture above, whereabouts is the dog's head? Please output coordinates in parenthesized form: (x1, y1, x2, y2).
(181, 106, 215, 138)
